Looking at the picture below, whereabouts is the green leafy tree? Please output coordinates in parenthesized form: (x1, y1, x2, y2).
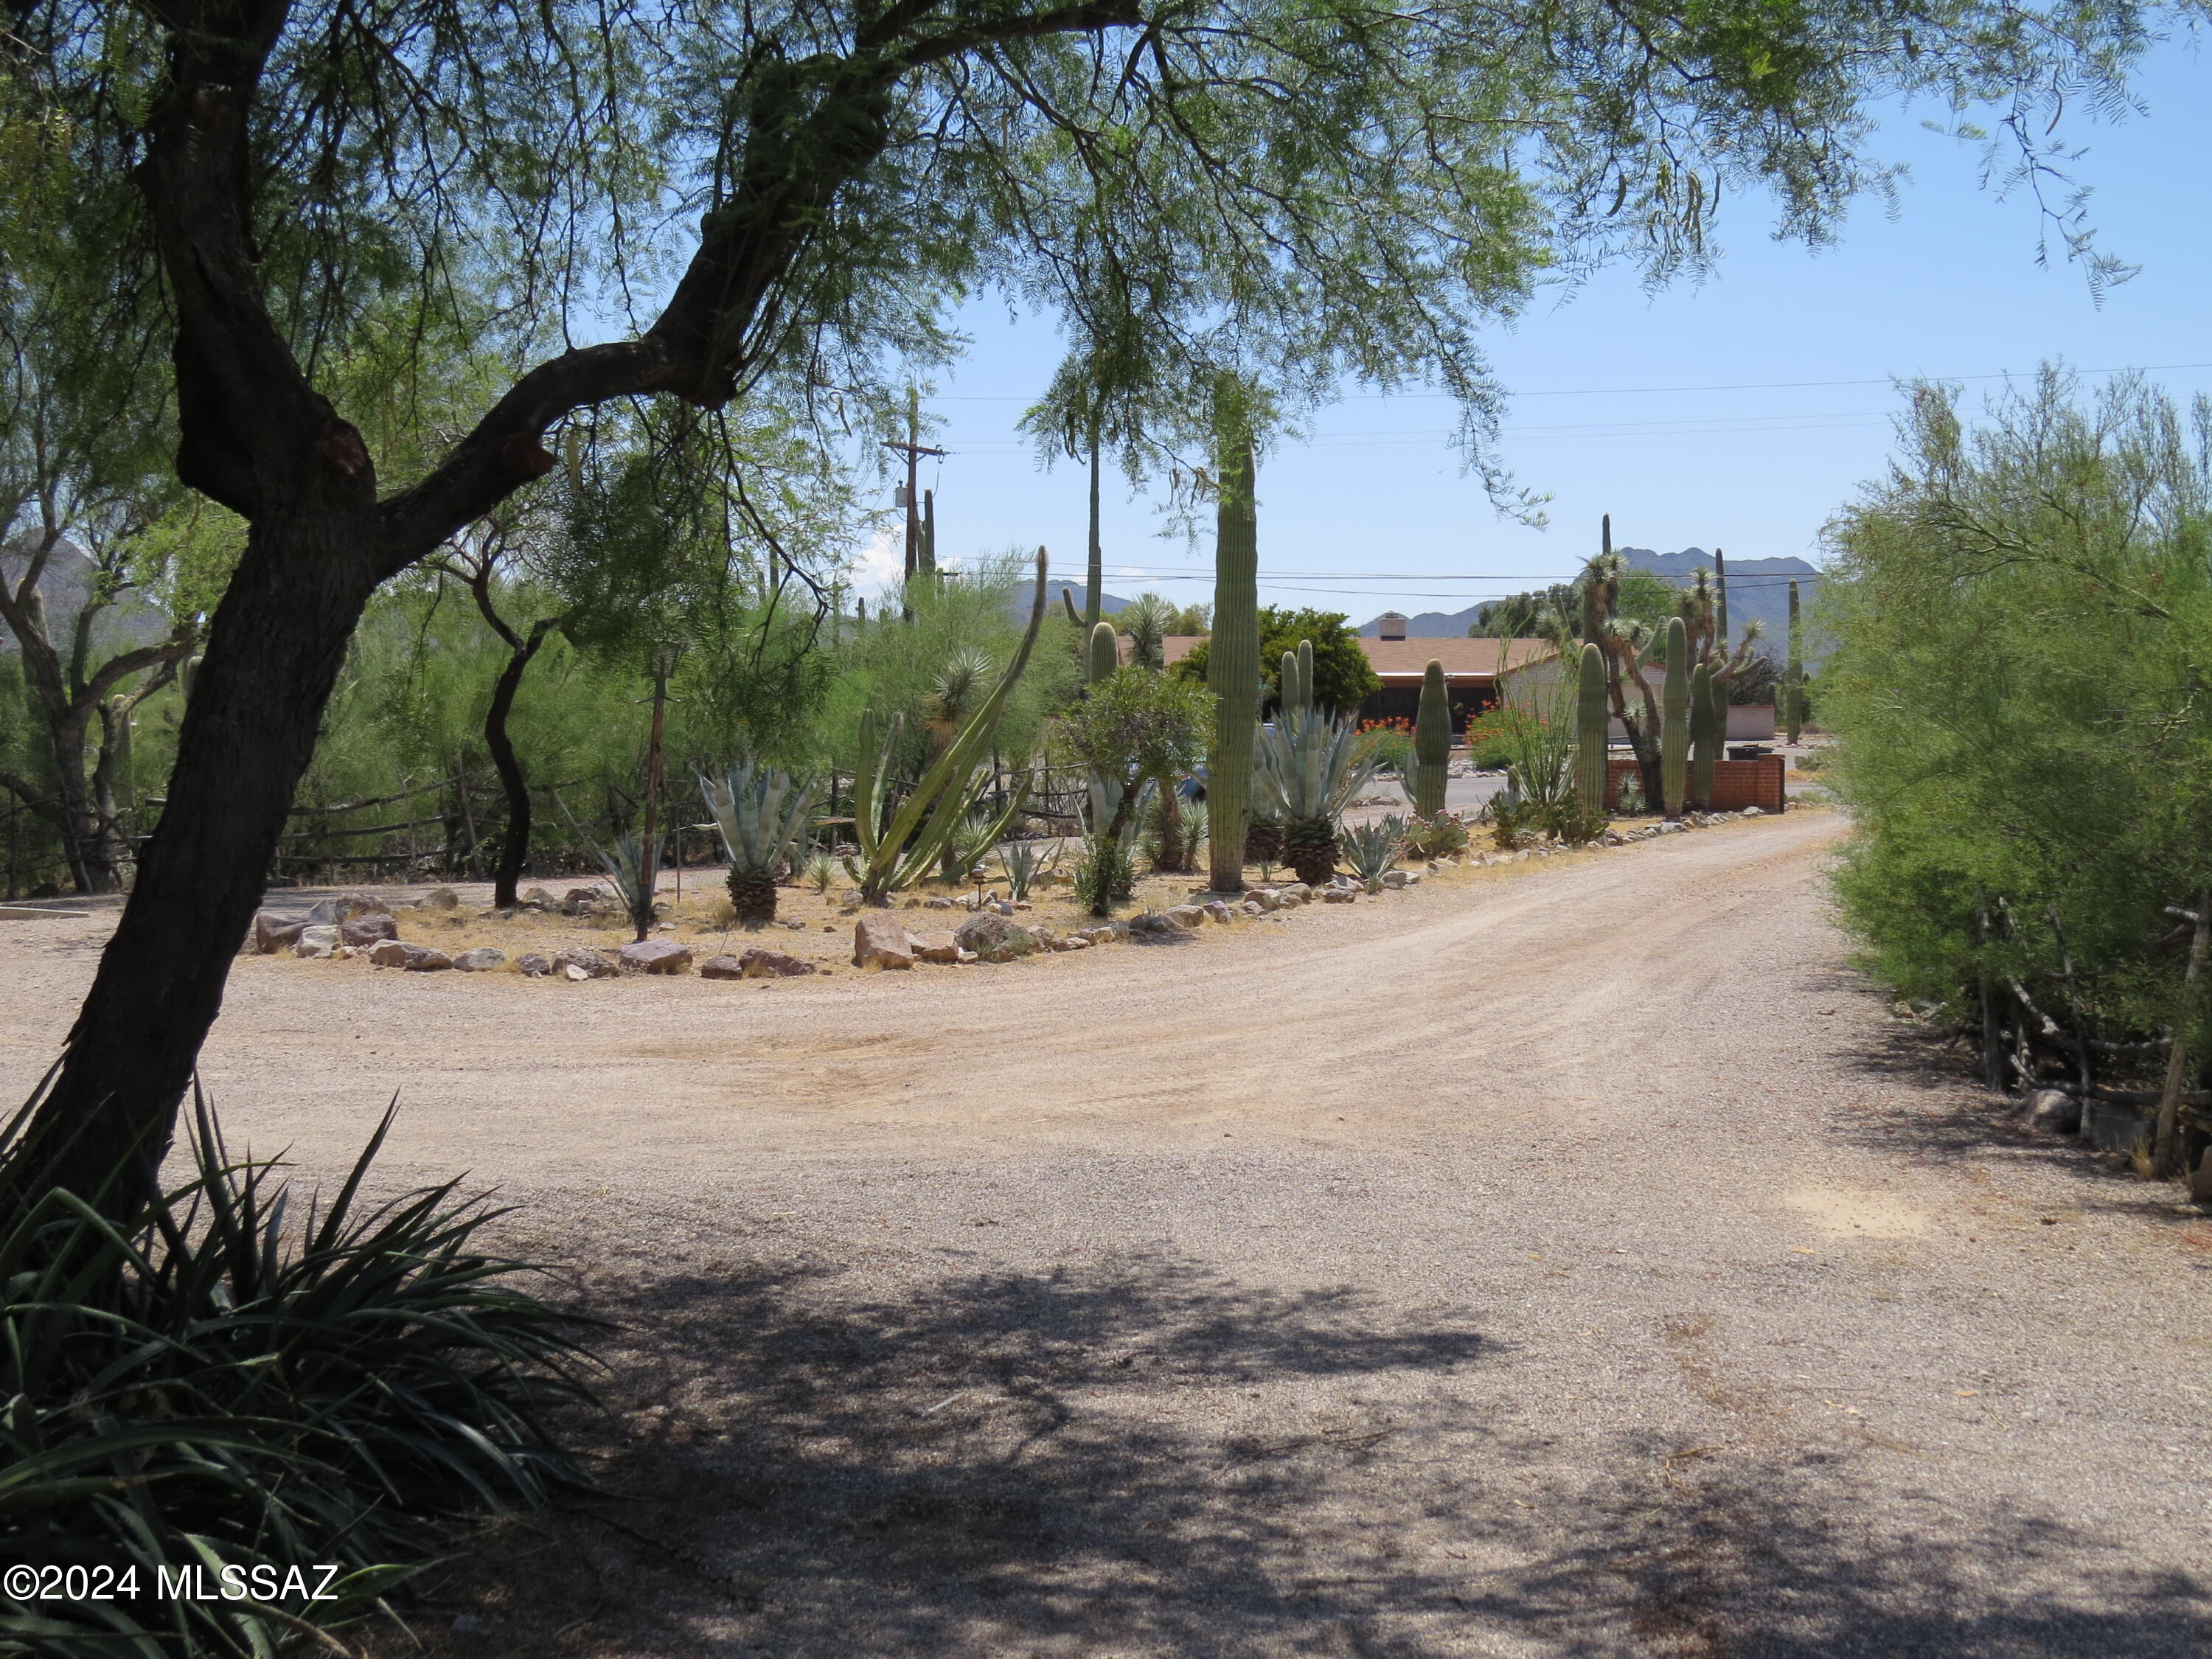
(9, 0, 2163, 1199)
(1173, 608, 1382, 717)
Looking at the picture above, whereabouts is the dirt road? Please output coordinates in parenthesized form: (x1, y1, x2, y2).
(4, 810, 2208, 1657)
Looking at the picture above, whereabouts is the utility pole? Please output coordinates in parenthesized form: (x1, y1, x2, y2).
(882, 389, 946, 596)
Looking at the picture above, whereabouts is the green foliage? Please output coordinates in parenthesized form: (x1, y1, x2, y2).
(1479, 667, 1579, 813)
(1177, 607, 1382, 718)
(1401, 810, 1470, 860)
(1072, 832, 1135, 917)
(1057, 665, 1212, 843)
(1256, 709, 1381, 885)
(1413, 659, 1450, 817)
(1823, 372, 2212, 1047)
(0, 1091, 597, 1655)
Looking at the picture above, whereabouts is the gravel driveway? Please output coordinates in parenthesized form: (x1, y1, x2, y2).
(1, 807, 2205, 1657)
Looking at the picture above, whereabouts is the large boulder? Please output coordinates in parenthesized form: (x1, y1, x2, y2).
(252, 910, 306, 954)
(1163, 905, 1206, 930)
(338, 913, 398, 947)
(453, 947, 507, 972)
(515, 953, 553, 977)
(292, 925, 339, 959)
(740, 947, 816, 978)
(908, 930, 961, 964)
(2023, 1088, 2081, 1135)
(953, 911, 1037, 962)
(551, 947, 618, 981)
(853, 911, 917, 970)
(619, 939, 692, 975)
(700, 954, 745, 980)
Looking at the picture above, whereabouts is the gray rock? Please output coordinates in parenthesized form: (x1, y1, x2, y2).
(522, 886, 557, 908)
(550, 947, 618, 980)
(515, 953, 552, 977)
(700, 954, 745, 980)
(422, 886, 460, 910)
(1202, 900, 1235, 923)
(2023, 1088, 2081, 1135)
(2080, 1098, 2150, 1156)
(1322, 887, 1357, 904)
(925, 895, 956, 909)
(854, 911, 917, 970)
(619, 939, 692, 975)
(739, 947, 816, 978)
(453, 947, 507, 972)
(1164, 905, 1206, 930)
(1127, 911, 1184, 941)
(252, 909, 306, 954)
(1279, 883, 1312, 904)
(395, 944, 453, 972)
(293, 925, 339, 959)
(1381, 870, 1411, 890)
(954, 910, 1038, 962)
(1242, 900, 1265, 917)
(1063, 934, 1093, 950)
(338, 912, 398, 947)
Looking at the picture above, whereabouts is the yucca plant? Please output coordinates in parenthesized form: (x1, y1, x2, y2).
(700, 761, 821, 925)
(804, 849, 839, 894)
(1, 1087, 599, 1656)
(1254, 709, 1380, 887)
(941, 808, 999, 882)
(1343, 815, 1405, 893)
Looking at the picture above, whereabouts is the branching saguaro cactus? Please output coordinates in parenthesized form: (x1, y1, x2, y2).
(1207, 375, 1259, 894)
(1662, 616, 1689, 818)
(1413, 658, 1450, 818)
(851, 548, 1047, 902)
(1689, 660, 1717, 809)
(1574, 641, 1607, 813)
(1786, 577, 1804, 745)
(1087, 620, 1119, 686)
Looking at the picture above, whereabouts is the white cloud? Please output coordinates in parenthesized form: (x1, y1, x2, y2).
(849, 525, 905, 592)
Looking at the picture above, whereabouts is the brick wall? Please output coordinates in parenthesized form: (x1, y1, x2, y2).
(1604, 756, 1784, 815)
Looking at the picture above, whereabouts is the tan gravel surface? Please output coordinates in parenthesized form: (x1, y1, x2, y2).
(3, 807, 2208, 1657)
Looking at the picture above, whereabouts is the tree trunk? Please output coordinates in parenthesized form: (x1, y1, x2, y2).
(24, 504, 386, 1202)
(483, 626, 553, 910)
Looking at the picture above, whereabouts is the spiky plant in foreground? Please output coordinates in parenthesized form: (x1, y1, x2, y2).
(701, 762, 821, 925)
(1255, 710, 1382, 887)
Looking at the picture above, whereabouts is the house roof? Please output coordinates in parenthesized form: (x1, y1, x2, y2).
(1160, 634, 1556, 683)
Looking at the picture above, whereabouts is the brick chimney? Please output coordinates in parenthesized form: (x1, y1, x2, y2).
(1377, 611, 1408, 641)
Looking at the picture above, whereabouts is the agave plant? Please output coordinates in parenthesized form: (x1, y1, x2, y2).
(998, 837, 1059, 901)
(700, 761, 821, 925)
(1254, 710, 1381, 887)
(0, 1085, 598, 1656)
(1343, 814, 1405, 893)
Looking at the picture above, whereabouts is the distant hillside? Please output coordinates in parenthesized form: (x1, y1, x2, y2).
(1048, 585, 1134, 617)
(0, 537, 173, 655)
(1356, 547, 1824, 660)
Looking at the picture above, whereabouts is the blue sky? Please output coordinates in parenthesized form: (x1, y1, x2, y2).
(858, 38, 2212, 620)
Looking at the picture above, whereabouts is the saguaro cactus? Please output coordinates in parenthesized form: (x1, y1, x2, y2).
(1575, 641, 1607, 813)
(1785, 578, 1804, 744)
(1087, 619, 1119, 686)
(1279, 648, 1301, 714)
(1662, 616, 1688, 818)
(1413, 658, 1450, 818)
(1295, 638, 1314, 713)
(1207, 375, 1259, 894)
(1690, 661, 1717, 809)
(1713, 546, 1728, 647)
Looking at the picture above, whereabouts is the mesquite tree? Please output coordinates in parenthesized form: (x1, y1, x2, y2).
(3, 0, 2155, 1200)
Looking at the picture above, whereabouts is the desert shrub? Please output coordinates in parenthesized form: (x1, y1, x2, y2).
(1354, 719, 1413, 779)
(1401, 811, 1469, 860)
(1823, 372, 2212, 1054)
(1071, 832, 1135, 915)
(0, 1091, 599, 1655)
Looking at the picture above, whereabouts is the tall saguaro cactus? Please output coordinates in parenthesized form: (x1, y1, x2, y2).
(1413, 658, 1450, 817)
(1296, 638, 1314, 714)
(1279, 649, 1303, 714)
(1785, 578, 1804, 744)
(1575, 641, 1607, 813)
(1662, 616, 1689, 818)
(1207, 375, 1259, 894)
(1087, 620, 1119, 686)
(1689, 661, 1718, 809)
